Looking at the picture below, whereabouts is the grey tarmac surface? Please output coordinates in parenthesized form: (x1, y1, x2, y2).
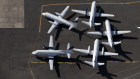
(0, 0, 140, 79)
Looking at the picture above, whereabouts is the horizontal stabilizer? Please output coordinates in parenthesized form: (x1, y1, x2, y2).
(112, 31, 131, 35)
(102, 42, 110, 46)
(73, 48, 91, 54)
(69, 25, 75, 30)
(55, 12, 61, 16)
(98, 63, 105, 66)
(48, 21, 53, 24)
(82, 21, 101, 27)
(95, 13, 114, 17)
(114, 41, 121, 45)
(99, 47, 118, 56)
(71, 9, 90, 16)
(82, 21, 90, 26)
(104, 52, 118, 56)
(87, 31, 103, 35)
(99, 51, 118, 56)
(84, 61, 93, 66)
(74, 17, 79, 22)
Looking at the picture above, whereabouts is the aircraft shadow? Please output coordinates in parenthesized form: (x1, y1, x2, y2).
(55, 24, 94, 41)
(36, 55, 83, 78)
(113, 44, 133, 61)
(97, 62, 117, 79)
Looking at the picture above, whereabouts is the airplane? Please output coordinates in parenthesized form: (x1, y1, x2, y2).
(32, 35, 73, 70)
(87, 19, 131, 48)
(73, 39, 118, 68)
(42, 6, 79, 34)
(71, 1, 114, 28)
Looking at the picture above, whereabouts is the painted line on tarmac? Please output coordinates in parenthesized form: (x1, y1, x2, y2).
(28, 61, 36, 79)
(124, 71, 140, 79)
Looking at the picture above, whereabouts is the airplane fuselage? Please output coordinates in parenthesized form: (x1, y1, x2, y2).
(92, 39, 99, 68)
(105, 20, 113, 47)
(32, 50, 70, 57)
(43, 12, 74, 27)
(89, 1, 96, 27)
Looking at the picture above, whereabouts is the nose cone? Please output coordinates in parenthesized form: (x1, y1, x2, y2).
(32, 51, 37, 55)
(42, 12, 47, 16)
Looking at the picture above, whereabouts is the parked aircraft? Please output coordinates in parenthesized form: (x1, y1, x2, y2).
(73, 39, 118, 56)
(74, 39, 118, 68)
(42, 6, 79, 33)
(32, 35, 73, 70)
(71, 1, 114, 28)
(87, 19, 131, 48)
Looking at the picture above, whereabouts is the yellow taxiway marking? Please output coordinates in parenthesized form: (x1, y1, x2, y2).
(38, 1, 140, 33)
(30, 61, 138, 64)
(28, 61, 36, 79)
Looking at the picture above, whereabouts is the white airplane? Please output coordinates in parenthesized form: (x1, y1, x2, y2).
(32, 35, 73, 70)
(73, 39, 118, 68)
(42, 6, 79, 34)
(87, 19, 131, 48)
(71, 1, 114, 28)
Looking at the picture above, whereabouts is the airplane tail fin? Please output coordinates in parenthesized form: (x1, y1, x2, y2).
(82, 21, 101, 28)
(67, 43, 73, 58)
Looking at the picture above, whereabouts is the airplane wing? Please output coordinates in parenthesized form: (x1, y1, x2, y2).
(95, 13, 114, 17)
(87, 31, 107, 36)
(49, 35, 54, 50)
(98, 51, 118, 56)
(112, 31, 131, 35)
(48, 24, 58, 34)
(47, 21, 59, 34)
(48, 56, 54, 70)
(60, 6, 70, 17)
(73, 48, 90, 54)
(72, 9, 90, 16)
(55, 6, 70, 18)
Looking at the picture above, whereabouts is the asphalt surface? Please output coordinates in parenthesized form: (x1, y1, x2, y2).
(1, 0, 140, 79)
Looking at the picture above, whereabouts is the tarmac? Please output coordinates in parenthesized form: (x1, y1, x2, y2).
(0, 0, 140, 79)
